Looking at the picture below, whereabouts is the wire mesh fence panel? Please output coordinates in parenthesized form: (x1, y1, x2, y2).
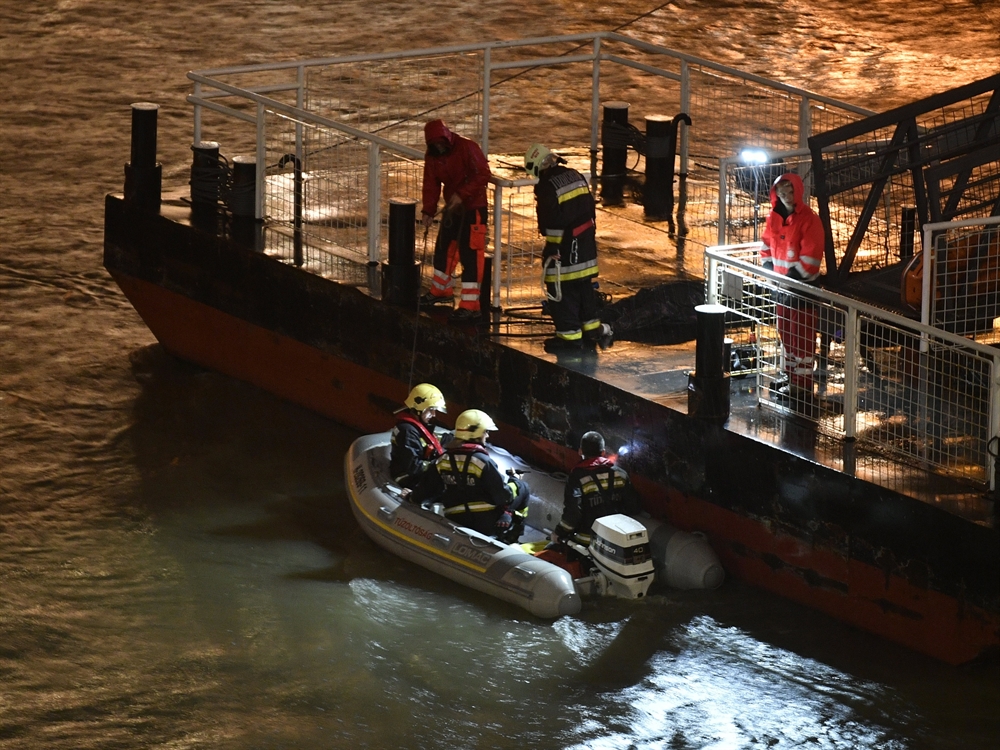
(687, 66, 803, 158)
(304, 54, 484, 150)
(680, 67, 867, 256)
(707, 242, 999, 485)
(709, 251, 848, 432)
(379, 151, 424, 260)
(855, 317, 993, 483)
(496, 182, 545, 309)
(263, 110, 371, 268)
(929, 218, 1000, 342)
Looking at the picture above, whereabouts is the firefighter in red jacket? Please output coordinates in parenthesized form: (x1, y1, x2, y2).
(411, 409, 529, 543)
(390, 383, 448, 490)
(420, 120, 492, 323)
(525, 143, 613, 353)
(551, 431, 640, 546)
(760, 172, 824, 404)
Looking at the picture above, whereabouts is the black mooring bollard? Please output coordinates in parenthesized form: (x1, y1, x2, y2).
(643, 115, 673, 220)
(229, 155, 263, 251)
(381, 199, 421, 306)
(688, 303, 731, 422)
(643, 113, 691, 228)
(228, 155, 257, 218)
(123, 102, 162, 213)
(190, 141, 222, 209)
(600, 101, 629, 206)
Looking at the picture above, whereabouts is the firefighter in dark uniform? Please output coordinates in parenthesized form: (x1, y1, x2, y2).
(525, 143, 613, 353)
(551, 431, 640, 547)
(411, 409, 529, 543)
(389, 383, 448, 490)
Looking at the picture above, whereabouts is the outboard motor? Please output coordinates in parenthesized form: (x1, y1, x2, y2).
(586, 514, 655, 599)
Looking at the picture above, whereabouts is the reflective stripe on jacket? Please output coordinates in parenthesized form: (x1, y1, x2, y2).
(760, 172, 824, 281)
(557, 457, 639, 539)
(535, 164, 599, 283)
(434, 443, 514, 515)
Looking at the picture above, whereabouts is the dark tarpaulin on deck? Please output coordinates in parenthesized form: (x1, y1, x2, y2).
(600, 280, 704, 344)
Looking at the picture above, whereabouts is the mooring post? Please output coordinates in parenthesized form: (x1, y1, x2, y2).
(229, 155, 262, 251)
(381, 199, 421, 306)
(124, 102, 162, 213)
(643, 114, 672, 222)
(600, 101, 629, 206)
(688, 303, 731, 422)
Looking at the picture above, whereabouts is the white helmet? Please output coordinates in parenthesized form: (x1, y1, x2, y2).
(454, 409, 497, 441)
(524, 143, 554, 179)
(405, 383, 446, 413)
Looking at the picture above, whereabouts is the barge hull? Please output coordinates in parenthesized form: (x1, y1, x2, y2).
(104, 194, 1000, 664)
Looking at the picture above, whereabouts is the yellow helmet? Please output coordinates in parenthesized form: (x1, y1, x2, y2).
(454, 409, 497, 441)
(524, 143, 553, 179)
(405, 383, 446, 413)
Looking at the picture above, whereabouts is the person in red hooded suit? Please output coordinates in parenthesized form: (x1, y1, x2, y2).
(759, 172, 825, 406)
(420, 119, 493, 323)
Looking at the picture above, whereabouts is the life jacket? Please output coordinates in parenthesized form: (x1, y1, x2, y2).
(436, 442, 503, 515)
(395, 412, 443, 459)
(558, 456, 633, 543)
(571, 456, 629, 511)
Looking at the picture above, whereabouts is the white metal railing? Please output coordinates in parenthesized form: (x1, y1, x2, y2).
(706, 241, 1000, 489)
(182, 32, 871, 306)
(923, 217, 1000, 340)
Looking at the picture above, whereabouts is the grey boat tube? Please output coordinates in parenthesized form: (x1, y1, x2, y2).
(344, 432, 582, 619)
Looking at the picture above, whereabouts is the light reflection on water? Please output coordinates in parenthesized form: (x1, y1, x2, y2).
(570, 615, 911, 750)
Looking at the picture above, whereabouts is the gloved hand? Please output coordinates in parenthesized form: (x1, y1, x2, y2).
(762, 260, 773, 271)
(496, 510, 513, 530)
(421, 213, 434, 229)
(785, 266, 804, 281)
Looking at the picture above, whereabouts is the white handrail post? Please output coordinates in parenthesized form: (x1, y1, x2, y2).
(193, 81, 203, 144)
(843, 306, 859, 440)
(920, 224, 934, 353)
(798, 96, 812, 149)
(296, 64, 305, 152)
(705, 253, 719, 304)
(990, 354, 1000, 492)
(492, 183, 503, 308)
(717, 156, 730, 245)
(255, 102, 266, 220)
(368, 142, 381, 264)
(482, 46, 491, 156)
(679, 59, 690, 177)
(590, 35, 601, 183)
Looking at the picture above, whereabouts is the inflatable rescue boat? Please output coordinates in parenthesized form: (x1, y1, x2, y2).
(344, 432, 724, 619)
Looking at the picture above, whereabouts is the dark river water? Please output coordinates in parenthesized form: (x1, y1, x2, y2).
(2, 2, 999, 748)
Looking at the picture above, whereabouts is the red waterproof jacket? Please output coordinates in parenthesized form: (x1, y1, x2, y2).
(760, 172, 824, 282)
(421, 120, 491, 217)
